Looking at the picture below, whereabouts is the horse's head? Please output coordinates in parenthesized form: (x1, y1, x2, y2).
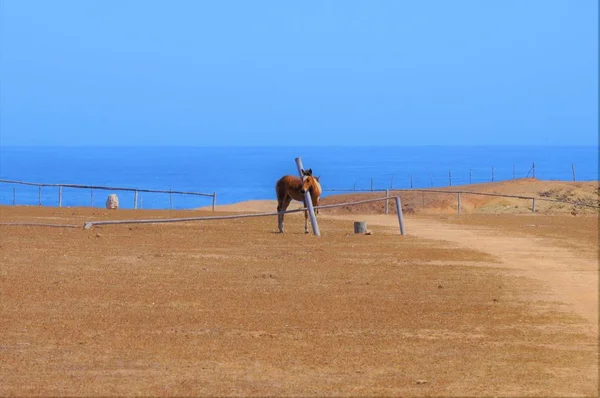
(300, 169, 314, 194)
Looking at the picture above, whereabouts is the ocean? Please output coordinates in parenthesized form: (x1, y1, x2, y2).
(0, 146, 597, 209)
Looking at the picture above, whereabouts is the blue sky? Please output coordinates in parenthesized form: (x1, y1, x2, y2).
(0, 1, 597, 146)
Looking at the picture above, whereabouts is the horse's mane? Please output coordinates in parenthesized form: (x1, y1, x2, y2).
(311, 177, 322, 197)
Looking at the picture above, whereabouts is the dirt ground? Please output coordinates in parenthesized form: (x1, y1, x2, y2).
(0, 179, 598, 397)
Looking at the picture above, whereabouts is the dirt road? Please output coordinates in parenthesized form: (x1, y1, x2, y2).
(325, 213, 598, 334)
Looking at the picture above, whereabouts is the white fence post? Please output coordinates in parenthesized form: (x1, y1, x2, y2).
(295, 157, 320, 237)
(59, 186, 63, 207)
(385, 189, 389, 214)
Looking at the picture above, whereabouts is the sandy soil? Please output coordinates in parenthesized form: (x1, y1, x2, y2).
(1, 179, 598, 396)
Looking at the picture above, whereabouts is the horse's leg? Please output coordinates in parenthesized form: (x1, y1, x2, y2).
(278, 195, 292, 233)
(277, 196, 285, 233)
(303, 199, 310, 234)
(277, 198, 283, 233)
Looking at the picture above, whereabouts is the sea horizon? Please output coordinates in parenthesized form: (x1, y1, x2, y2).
(1, 145, 597, 209)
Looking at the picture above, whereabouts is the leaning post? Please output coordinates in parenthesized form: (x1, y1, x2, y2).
(294, 157, 321, 237)
(394, 196, 406, 236)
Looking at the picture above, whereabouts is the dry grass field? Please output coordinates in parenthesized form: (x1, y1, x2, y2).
(0, 179, 598, 396)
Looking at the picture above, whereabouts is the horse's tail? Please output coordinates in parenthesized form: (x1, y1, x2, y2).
(275, 177, 285, 211)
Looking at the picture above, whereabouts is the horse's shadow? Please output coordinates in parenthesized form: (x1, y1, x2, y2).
(270, 230, 311, 235)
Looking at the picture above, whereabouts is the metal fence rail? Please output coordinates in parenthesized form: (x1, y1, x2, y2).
(322, 187, 600, 213)
(82, 195, 407, 235)
(0, 179, 217, 210)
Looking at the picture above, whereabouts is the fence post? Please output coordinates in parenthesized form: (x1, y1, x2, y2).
(410, 174, 413, 189)
(532, 162, 535, 179)
(12, 187, 16, 205)
(212, 193, 217, 211)
(59, 186, 63, 207)
(512, 164, 515, 180)
(90, 189, 94, 207)
(134, 190, 139, 209)
(169, 191, 173, 209)
(532, 198, 536, 213)
(394, 196, 406, 236)
(370, 178, 373, 192)
(469, 169, 472, 184)
(457, 192, 461, 215)
(492, 166, 494, 182)
(572, 164, 576, 181)
(38, 186, 42, 206)
(385, 189, 389, 214)
(449, 170, 452, 186)
(295, 157, 320, 236)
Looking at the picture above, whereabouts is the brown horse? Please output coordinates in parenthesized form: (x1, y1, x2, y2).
(276, 169, 321, 233)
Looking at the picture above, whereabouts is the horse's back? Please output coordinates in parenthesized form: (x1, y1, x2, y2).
(276, 175, 304, 201)
(276, 175, 300, 189)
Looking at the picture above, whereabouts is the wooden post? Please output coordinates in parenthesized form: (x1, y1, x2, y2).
(38, 186, 42, 206)
(512, 164, 515, 180)
(12, 187, 16, 205)
(212, 193, 217, 211)
(394, 197, 406, 236)
(532, 198, 536, 213)
(385, 189, 389, 214)
(532, 162, 535, 179)
(449, 170, 452, 187)
(370, 178, 373, 192)
(410, 174, 413, 189)
(295, 157, 320, 236)
(572, 164, 576, 181)
(134, 190, 139, 209)
(90, 189, 94, 207)
(169, 191, 173, 209)
(59, 186, 63, 207)
(457, 192, 461, 215)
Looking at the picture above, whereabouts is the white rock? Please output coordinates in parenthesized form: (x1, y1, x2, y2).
(106, 194, 119, 210)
